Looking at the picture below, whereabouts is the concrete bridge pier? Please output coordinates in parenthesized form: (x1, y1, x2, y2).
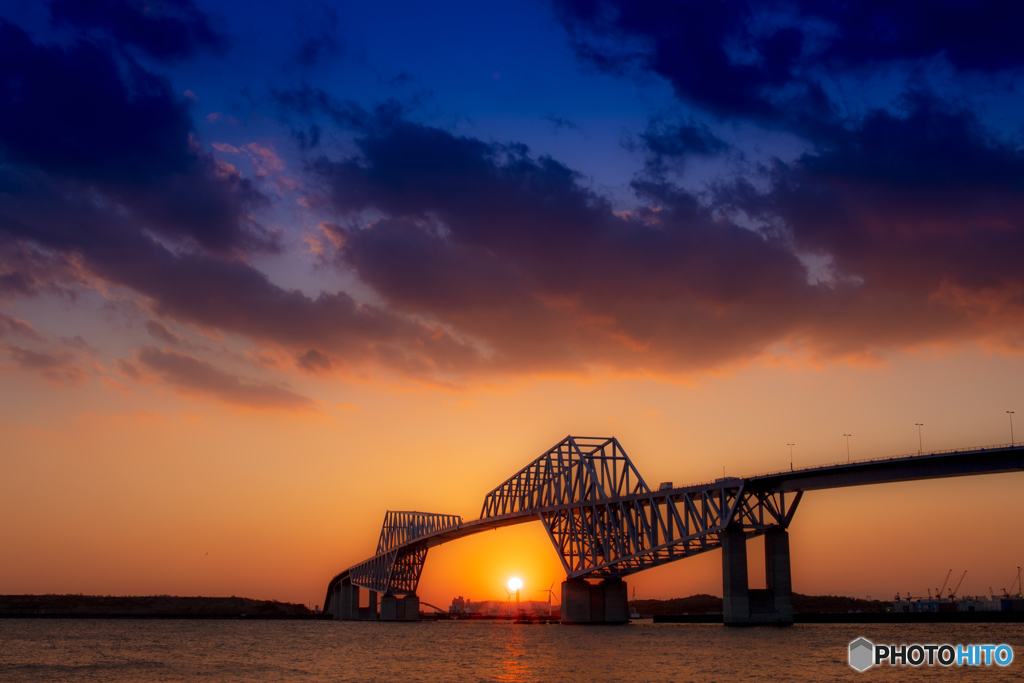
(381, 594, 397, 620)
(722, 526, 793, 626)
(560, 578, 629, 624)
(334, 578, 361, 620)
(359, 590, 378, 620)
(380, 594, 420, 621)
(400, 595, 420, 621)
(765, 530, 794, 622)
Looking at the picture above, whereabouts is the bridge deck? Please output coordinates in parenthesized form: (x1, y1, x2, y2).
(747, 442, 1023, 493)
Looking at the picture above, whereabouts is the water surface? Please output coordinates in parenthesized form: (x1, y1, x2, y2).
(2, 619, 1021, 681)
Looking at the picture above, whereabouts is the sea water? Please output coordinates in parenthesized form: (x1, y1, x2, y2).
(1, 619, 1022, 681)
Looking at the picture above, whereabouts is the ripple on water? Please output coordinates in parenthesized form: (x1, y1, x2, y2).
(1, 619, 1022, 682)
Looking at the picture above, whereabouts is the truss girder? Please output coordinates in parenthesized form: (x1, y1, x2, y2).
(375, 511, 462, 554)
(346, 543, 428, 596)
(480, 436, 650, 518)
(540, 485, 802, 579)
(339, 510, 460, 597)
(342, 440, 804, 597)
(477, 436, 802, 580)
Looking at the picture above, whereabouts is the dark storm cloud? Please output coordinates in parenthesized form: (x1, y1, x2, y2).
(282, 92, 1024, 373)
(3, 3, 1023, 385)
(0, 22, 269, 254)
(108, 240, 482, 376)
(552, 0, 830, 129)
(1, 179, 482, 378)
(0, 24, 485, 382)
(133, 346, 314, 409)
(301, 105, 817, 373)
(552, 0, 1024, 136)
(50, 0, 229, 62)
(720, 94, 1024, 354)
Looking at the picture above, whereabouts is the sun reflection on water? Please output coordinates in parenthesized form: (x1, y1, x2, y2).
(494, 624, 531, 683)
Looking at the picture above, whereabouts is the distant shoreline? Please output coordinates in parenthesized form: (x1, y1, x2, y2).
(8, 593, 1018, 624)
(9, 612, 1024, 624)
(0, 595, 319, 620)
(655, 613, 1024, 624)
(0, 612, 320, 620)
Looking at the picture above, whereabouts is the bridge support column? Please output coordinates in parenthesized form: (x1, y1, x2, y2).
(380, 594, 398, 621)
(561, 579, 592, 623)
(334, 578, 360, 621)
(333, 581, 343, 620)
(400, 595, 420, 621)
(379, 595, 419, 621)
(343, 581, 360, 621)
(560, 579, 629, 624)
(722, 526, 793, 626)
(589, 582, 605, 622)
(601, 578, 629, 624)
(360, 590, 378, 620)
(721, 525, 750, 625)
(765, 530, 794, 622)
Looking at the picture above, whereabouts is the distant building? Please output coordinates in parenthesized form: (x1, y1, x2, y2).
(449, 596, 466, 614)
(890, 596, 1001, 613)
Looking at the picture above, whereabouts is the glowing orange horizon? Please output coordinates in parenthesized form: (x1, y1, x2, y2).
(1, 348, 1022, 610)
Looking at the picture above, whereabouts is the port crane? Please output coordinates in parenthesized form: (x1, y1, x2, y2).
(1002, 567, 1022, 599)
(935, 569, 952, 602)
(947, 570, 967, 601)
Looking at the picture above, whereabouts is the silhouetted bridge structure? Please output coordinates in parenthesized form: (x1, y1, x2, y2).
(325, 436, 1024, 625)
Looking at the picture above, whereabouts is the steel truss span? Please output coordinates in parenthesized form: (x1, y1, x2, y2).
(480, 436, 801, 578)
(325, 436, 1024, 613)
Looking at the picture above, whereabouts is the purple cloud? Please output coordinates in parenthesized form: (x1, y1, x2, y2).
(134, 346, 314, 410)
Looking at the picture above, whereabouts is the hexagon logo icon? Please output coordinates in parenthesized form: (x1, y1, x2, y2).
(849, 637, 874, 672)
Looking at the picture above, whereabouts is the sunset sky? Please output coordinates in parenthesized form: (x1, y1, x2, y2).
(2, 0, 1023, 610)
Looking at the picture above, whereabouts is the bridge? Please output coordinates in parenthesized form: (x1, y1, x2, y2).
(325, 435, 1024, 625)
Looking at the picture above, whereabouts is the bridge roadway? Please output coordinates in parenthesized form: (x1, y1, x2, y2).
(325, 436, 1024, 625)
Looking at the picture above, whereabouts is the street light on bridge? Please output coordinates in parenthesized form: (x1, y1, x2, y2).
(915, 423, 924, 455)
(1009, 412, 1015, 446)
(843, 434, 851, 462)
(787, 443, 795, 471)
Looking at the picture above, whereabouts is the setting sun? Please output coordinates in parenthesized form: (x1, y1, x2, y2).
(508, 577, 522, 592)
